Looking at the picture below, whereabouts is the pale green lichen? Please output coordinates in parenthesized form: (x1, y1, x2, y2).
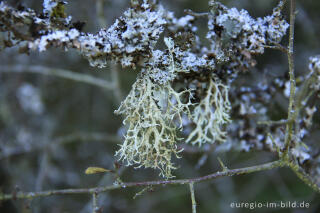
(115, 74, 192, 178)
(186, 77, 231, 146)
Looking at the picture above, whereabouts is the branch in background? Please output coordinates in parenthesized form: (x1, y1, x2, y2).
(0, 65, 115, 90)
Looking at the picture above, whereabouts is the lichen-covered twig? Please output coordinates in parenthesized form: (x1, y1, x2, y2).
(283, 0, 297, 157)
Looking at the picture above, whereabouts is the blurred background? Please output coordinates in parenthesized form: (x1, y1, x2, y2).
(1, 0, 320, 212)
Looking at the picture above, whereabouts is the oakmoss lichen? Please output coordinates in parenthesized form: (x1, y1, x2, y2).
(186, 77, 231, 146)
(115, 74, 192, 178)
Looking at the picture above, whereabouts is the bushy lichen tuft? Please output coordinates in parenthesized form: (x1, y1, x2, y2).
(115, 74, 192, 178)
(186, 77, 231, 146)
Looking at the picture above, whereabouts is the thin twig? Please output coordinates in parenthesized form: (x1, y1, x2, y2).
(258, 119, 290, 126)
(263, 44, 288, 53)
(184, 9, 209, 18)
(0, 65, 115, 90)
(110, 62, 123, 104)
(189, 182, 197, 213)
(0, 160, 284, 201)
(283, 0, 296, 157)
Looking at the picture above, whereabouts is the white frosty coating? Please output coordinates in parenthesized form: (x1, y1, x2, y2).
(148, 37, 215, 85)
(30, 29, 80, 52)
(2, 0, 288, 72)
(209, 6, 289, 54)
(27, 2, 167, 68)
(147, 48, 175, 85)
(92, 4, 167, 67)
(68, 29, 80, 39)
(176, 15, 194, 28)
(166, 12, 197, 33)
(148, 67, 175, 85)
(292, 146, 311, 163)
(177, 50, 214, 72)
(207, 1, 289, 73)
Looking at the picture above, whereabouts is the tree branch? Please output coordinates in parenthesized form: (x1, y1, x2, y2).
(0, 160, 284, 201)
